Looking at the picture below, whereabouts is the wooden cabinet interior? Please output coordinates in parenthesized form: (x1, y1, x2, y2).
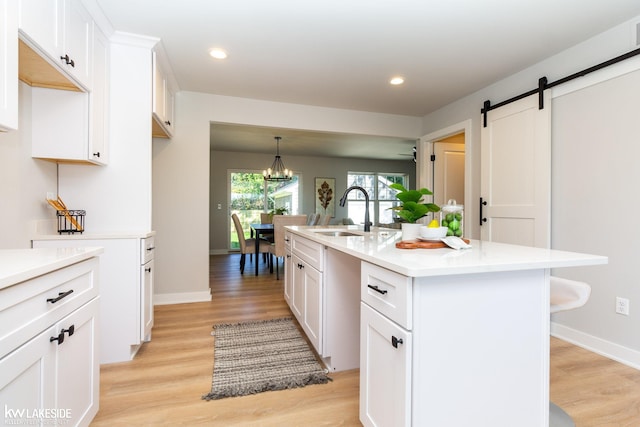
(18, 39, 83, 93)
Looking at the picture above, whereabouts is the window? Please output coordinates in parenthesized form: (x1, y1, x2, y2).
(229, 171, 300, 249)
(345, 172, 407, 225)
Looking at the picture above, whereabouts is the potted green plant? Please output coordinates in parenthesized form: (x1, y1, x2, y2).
(388, 183, 440, 240)
(270, 207, 288, 215)
(268, 207, 288, 222)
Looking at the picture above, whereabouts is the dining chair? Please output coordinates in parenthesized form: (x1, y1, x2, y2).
(306, 213, 320, 225)
(231, 213, 272, 274)
(268, 214, 308, 279)
(259, 212, 275, 244)
(318, 214, 332, 226)
(260, 212, 272, 224)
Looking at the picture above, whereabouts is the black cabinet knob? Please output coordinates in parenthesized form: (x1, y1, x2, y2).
(62, 325, 75, 337)
(50, 332, 65, 345)
(391, 336, 403, 348)
(60, 54, 75, 67)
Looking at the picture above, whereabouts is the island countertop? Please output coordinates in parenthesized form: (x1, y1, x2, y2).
(286, 225, 608, 277)
(0, 247, 104, 290)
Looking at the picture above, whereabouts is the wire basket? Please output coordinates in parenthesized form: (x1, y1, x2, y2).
(57, 210, 85, 234)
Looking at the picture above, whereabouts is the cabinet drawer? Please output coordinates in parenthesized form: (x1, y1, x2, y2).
(0, 257, 99, 357)
(141, 236, 155, 264)
(361, 262, 412, 330)
(291, 235, 324, 271)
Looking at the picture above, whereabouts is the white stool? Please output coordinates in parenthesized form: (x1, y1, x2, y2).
(549, 276, 591, 427)
(551, 276, 591, 314)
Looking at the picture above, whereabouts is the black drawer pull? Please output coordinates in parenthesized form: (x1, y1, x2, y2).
(50, 332, 65, 345)
(47, 289, 74, 304)
(367, 284, 388, 295)
(62, 325, 75, 337)
(146, 246, 155, 251)
(145, 267, 152, 273)
(391, 336, 403, 348)
(60, 54, 75, 67)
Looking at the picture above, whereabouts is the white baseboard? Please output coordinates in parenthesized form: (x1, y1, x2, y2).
(154, 290, 212, 305)
(551, 321, 640, 371)
(209, 249, 231, 255)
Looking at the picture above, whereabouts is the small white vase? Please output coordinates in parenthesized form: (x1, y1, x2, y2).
(401, 223, 422, 241)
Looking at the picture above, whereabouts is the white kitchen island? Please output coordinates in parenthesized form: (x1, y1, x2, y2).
(284, 225, 607, 427)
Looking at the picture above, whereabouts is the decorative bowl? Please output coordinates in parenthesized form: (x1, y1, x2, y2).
(419, 226, 448, 240)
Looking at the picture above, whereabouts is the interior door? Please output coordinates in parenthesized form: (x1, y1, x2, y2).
(480, 92, 551, 248)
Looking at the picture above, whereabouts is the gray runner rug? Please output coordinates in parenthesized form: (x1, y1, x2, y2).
(202, 317, 330, 400)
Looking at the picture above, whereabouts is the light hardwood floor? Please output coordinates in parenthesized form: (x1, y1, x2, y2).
(92, 254, 640, 426)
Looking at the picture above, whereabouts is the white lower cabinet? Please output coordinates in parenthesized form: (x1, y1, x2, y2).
(292, 254, 322, 351)
(283, 232, 293, 305)
(289, 235, 324, 354)
(0, 256, 100, 427)
(286, 234, 361, 371)
(360, 302, 411, 427)
(32, 233, 155, 364)
(140, 259, 154, 341)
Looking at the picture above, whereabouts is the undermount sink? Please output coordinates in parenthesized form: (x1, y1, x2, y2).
(314, 230, 363, 237)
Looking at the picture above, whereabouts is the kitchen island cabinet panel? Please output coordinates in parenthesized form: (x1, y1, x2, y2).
(285, 225, 606, 426)
(284, 231, 293, 305)
(286, 234, 361, 371)
(360, 302, 411, 427)
(291, 252, 322, 353)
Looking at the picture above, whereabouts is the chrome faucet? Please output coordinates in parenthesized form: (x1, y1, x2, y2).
(339, 186, 371, 232)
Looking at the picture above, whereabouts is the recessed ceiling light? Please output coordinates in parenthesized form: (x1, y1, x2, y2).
(390, 76, 405, 85)
(209, 48, 228, 59)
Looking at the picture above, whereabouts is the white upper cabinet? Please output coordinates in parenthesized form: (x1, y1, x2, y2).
(152, 50, 175, 138)
(88, 26, 109, 164)
(63, 0, 92, 89)
(18, 0, 93, 91)
(22, 0, 108, 165)
(0, 0, 18, 131)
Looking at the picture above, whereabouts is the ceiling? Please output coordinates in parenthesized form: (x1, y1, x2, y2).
(96, 0, 640, 159)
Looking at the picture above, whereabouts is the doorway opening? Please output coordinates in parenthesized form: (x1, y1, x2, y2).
(228, 170, 300, 250)
(418, 119, 472, 237)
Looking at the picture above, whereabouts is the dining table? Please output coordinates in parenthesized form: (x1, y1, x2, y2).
(250, 223, 274, 276)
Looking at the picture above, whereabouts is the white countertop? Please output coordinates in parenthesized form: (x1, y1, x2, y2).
(32, 230, 156, 240)
(0, 247, 104, 290)
(286, 225, 608, 277)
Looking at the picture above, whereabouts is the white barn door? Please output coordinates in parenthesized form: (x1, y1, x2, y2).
(480, 92, 551, 248)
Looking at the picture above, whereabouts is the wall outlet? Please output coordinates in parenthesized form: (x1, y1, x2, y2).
(616, 297, 630, 316)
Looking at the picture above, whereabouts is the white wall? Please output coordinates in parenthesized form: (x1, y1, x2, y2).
(421, 16, 640, 367)
(0, 83, 57, 249)
(152, 92, 423, 304)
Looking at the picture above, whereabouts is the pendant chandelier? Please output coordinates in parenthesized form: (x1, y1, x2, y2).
(263, 136, 293, 181)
